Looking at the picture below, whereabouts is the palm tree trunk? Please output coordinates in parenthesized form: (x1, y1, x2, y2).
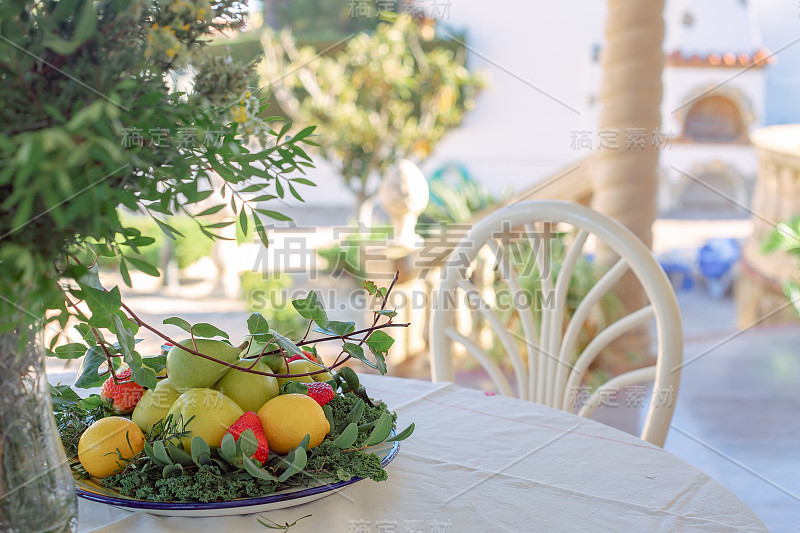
(591, 0, 666, 367)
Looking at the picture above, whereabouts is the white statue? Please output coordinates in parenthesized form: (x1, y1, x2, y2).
(378, 159, 430, 250)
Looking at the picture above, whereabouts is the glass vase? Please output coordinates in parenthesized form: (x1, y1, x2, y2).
(0, 328, 78, 532)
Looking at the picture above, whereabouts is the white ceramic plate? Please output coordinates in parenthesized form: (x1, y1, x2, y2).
(75, 439, 399, 517)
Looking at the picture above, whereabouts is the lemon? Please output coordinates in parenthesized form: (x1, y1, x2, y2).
(78, 416, 145, 479)
(257, 394, 330, 454)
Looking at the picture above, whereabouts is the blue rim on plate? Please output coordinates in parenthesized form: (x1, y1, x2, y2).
(76, 438, 400, 511)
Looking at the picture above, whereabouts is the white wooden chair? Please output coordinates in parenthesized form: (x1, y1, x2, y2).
(430, 200, 682, 446)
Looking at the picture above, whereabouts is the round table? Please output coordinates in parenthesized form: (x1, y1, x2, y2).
(77, 375, 766, 532)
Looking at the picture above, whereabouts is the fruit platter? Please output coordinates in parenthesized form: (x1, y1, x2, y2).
(51, 275, 413, 516)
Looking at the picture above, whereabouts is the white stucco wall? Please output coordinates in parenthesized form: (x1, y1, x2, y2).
(286, 0, 782, 212)
(293, 1, 606, 208)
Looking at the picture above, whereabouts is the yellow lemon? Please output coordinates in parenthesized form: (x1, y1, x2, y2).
(257, 394, 330, 455)
(77, 417, 145, 479)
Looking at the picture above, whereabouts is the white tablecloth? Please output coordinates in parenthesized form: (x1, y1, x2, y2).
(77, 375, 766, 532)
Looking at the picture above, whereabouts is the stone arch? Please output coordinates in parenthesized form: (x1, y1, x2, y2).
(674, 160, 749, 212)
(676, 86, 755, 143)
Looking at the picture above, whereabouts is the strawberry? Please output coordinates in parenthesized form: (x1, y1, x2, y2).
(304, 382, 335, 406)
(99, 368, 144, 414)
(226, 411, 269, 464)
(288, 350, 319, 364)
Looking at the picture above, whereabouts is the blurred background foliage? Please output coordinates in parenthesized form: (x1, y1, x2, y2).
(239, 271, 307, 337)
(417, 165, 510, 238)
(97, 215, 215, 271)
(260, 14, 486, 221)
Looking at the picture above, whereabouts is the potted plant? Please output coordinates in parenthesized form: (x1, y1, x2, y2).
(0, 1, 316, 530)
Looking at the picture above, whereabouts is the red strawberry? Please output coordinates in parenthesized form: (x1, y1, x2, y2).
(288, 350, 319, 364)
(226, 411, 269, 464)
(100, 368, 144, 414)
(305, 382, 335, 406)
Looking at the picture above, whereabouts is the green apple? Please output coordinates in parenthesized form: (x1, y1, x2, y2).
(213, 358, 279, 413)
(131, 378, 181, 433)
(166, 338, 242, 392)
(276, 360, 333, 388)
(166, 388, 244, 449)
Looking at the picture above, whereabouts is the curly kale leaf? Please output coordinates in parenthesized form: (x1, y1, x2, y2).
(306, 441, 387, 483)
(103, 465, 277, 503)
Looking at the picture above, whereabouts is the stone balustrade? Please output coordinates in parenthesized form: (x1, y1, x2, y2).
(736, 125, 800, 327)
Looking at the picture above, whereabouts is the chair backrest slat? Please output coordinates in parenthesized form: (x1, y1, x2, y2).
(430, 200, 683, 446)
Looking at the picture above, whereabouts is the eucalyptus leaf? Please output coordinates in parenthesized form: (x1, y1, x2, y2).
(276, 447, 307, 482)
(364, 413, 393, 446)
(162, 463, 183, 478)
(298, 433, 311, 451)
(152, 441, 172, 466)
(332, 423, 358, 449)
(167, 442, 194, 467)
(243, 456, 276, 480)
(238, 429, 258, 458)
(384, 423, 415, 443)
(220, 432, 238, 458)
(346, 398, 365, 424)
(322, 404, 334, 430)
(190, 436, 211, 462)
(337, 367, 360, 391)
